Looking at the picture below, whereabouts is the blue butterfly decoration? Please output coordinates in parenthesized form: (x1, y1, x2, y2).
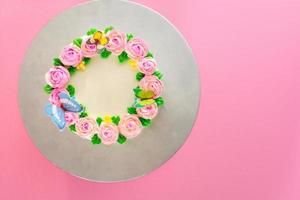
(45, 104, 66, 130)
(45, 92, 83, 131)
(59, 92, 83, 112)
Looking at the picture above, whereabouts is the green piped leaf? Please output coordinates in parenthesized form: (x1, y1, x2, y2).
(66, 85, 75, 97)
(91, 134, 101, 144)
(112, 116, 121, 125)
(126, 33, 133, 41)
(117, 134, 127, 144)
(146, 51, 153, 58)
(53, 57, 63, 66)
(136, 72, 145, 81)
(79, 105, 88, 118)
(101, 49, 112, 58)
(133, 86, 142, 96)
(154, 97, 164, 106)
(96, 117, 103, 126)
(139, 118, 151, 127)
(69, 124, 76, 132)
(118, 51, 129, 63)
(87, 28, 98, 36)
(127, 107, 137, 114)
(83, 57, 91, 64)
(68, 67, 77, 75)
(73, 38, 82, 48)
(153, 71, 163, 79)
(79, 112, 88, 118)
(104, 26, 114, 34)
(44, 84, 53, 94)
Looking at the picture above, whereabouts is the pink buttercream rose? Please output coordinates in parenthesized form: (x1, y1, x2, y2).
(75, 117, 97, 139)
(138, 58, 157, 75)
(136, 103, 158, 119)
(64, 112, 79, 126)
(49, 88, 69, 106)
(81, 37, 98, 58)
(98, 123, 119, 145)
(125, 38, 148, 60)
(59, 44, 83, 66)
(118, 115, 142, 139)
(105, 30, 127, 55)
(139, 75, 163, 99)
(45, 66, 70, 88)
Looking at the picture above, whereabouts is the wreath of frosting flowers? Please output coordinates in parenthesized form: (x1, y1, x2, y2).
(43, 26, 164, 145)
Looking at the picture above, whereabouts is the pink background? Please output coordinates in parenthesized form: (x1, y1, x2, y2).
(1, 0, 300, 199)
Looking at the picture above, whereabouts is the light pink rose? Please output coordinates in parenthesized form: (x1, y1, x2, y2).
(49, 88, 69, 106)
(105, 30, 127, 55)
(138, 58, 157, 75)
(98, 123, 119, 145)
(139, 75, 163, 99)
(81, 37, 98, 58)
(118, 114, 142, 139)
(59, 44, 83, 66)
(125, 38, 148, 60)
(75, 117, 97, 139)
(45, 66, 70, 88)
(64, 112, 79, 126)
(136, 103, 158, 119)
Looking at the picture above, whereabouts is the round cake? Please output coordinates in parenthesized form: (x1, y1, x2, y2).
(43, 26, 164, 145)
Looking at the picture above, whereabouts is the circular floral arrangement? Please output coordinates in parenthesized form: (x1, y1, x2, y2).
(44, 26, 164, 145)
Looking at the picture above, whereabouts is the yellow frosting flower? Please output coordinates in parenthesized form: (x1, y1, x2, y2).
(93, 31, 108, 45)
(100, 37, 108, 45)
(93, 31, 102, 41)
(128, 59, 138, 70)
(103, 115, 112, 123)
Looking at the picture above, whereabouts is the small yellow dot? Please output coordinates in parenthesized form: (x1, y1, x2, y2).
(103, 115, 112, 123)
(128, 59, 138, 70)
(76, 61, 86, 70)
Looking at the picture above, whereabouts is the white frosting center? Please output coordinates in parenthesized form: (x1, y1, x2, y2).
(70, 55, 137, 118)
